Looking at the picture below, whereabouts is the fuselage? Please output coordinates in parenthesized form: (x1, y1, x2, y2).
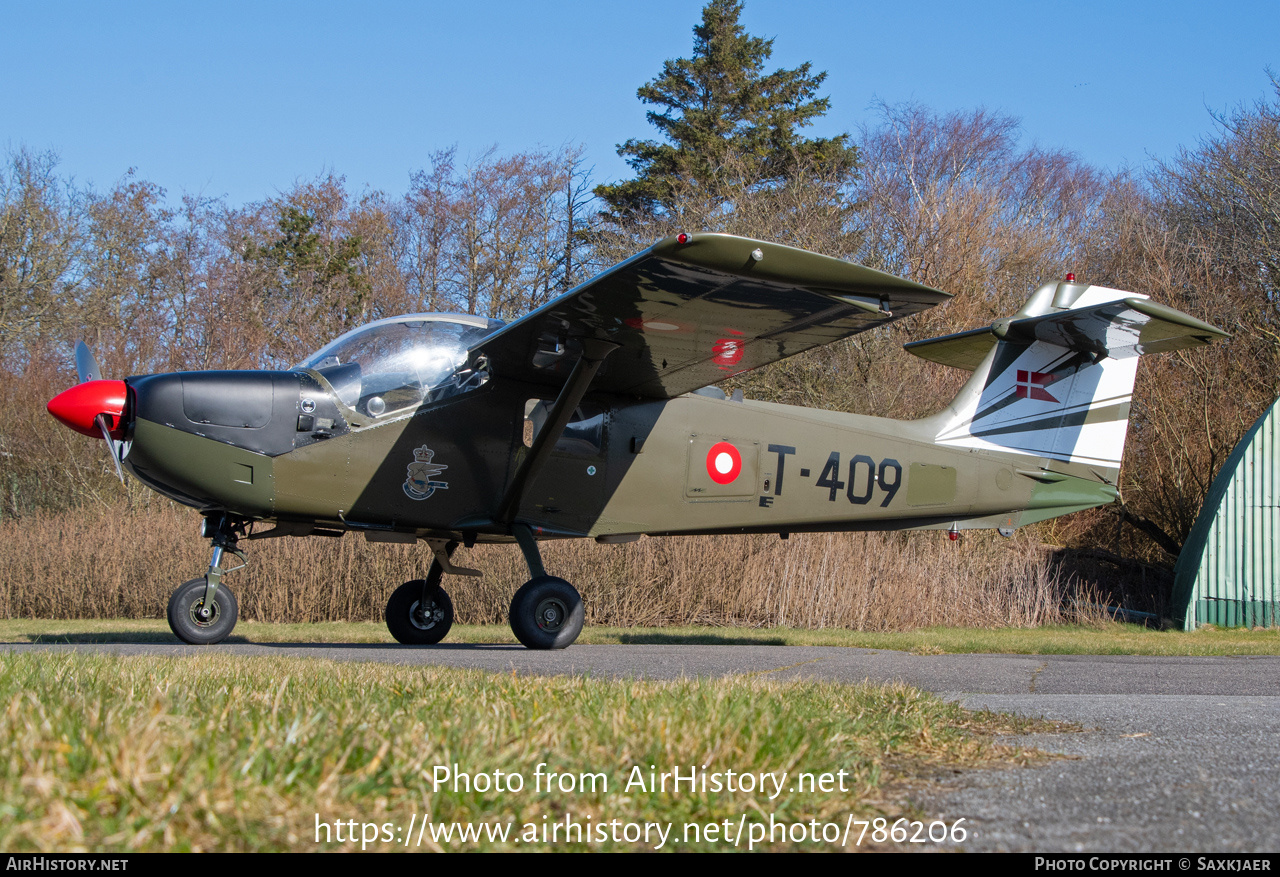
(119, 361, 1115, 543)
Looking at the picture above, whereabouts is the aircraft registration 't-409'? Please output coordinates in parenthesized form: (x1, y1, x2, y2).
(47, 234, 1227, 649)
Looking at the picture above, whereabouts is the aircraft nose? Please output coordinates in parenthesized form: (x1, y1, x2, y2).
(47, 380, 129, 439)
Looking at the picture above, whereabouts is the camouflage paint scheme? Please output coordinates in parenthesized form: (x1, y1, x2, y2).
(122, 233, 1219, 545)
(128, 378, 1108, 542)
(54, 233, 1225, 647)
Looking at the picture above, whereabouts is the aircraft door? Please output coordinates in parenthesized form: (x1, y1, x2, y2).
(520, 399, 609, 530)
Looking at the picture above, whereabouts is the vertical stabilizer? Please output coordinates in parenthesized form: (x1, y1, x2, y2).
(908, 279, 1228, 477)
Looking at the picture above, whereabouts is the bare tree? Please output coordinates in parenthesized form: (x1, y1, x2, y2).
(1074, 79, 1280, 560)
(856, 102, 1108, 328)
(79, 173, 176, 376)
(1156, 75, 1280, 315)
(557, 145, 595, 294)
(396, 147, 582, 320)
(0, 148, 88, 361)
(397, 148, 459, 313)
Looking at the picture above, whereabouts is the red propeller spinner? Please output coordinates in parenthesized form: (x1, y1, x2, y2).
(47, 380, 129, 439)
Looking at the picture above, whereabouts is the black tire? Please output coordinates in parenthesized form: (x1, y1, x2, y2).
(386, 579, 454, 645)
(167, 577, 238, 645)
(508, 576, 584, 650)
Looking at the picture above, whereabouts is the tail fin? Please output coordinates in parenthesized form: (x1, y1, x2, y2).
(910, 278, 1227, 476)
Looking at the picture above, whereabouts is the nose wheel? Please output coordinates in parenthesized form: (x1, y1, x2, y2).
(169, 515, 247, 645)
(168, 576, 239, 645)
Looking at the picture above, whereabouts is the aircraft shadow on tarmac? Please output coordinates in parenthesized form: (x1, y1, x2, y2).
(30, 632, 253, 644)
(24, 632, 788, 648)
(25, 633, 512, 649)
(616, 633, 787, 646)
(251, 642, 527, 650)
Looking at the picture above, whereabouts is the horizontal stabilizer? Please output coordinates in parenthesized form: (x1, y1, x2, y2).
(1002, 297, 1228, 359)
(903, 326, 999, 371)
(907, 290, 1227, 371)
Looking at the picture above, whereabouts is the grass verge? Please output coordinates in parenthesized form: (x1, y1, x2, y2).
(0, 652, 1060, 852)
(2, 619, 1279, 655)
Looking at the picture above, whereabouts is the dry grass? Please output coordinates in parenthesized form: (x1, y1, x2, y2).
(0, 503, 1101, 629)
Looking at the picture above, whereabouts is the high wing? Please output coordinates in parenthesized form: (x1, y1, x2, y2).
(471, 233, 950, 398)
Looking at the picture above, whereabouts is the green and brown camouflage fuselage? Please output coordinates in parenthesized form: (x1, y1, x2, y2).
(124, 381, 1115, 545)
(50, 233, 1226, 646)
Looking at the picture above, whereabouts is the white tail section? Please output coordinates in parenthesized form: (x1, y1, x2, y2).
(912, 279, 1228, 472)
(932, 337, 1139, 468)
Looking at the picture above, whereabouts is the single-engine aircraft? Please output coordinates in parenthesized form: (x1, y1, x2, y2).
(47, 233, 1227, 649)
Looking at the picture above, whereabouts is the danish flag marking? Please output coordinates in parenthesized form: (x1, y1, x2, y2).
(1016, 369, 1059, 402)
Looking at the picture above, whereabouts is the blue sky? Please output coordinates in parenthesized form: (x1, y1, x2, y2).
(3, 0, 1277, 206)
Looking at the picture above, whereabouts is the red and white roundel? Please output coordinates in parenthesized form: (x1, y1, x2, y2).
(705, 441, 742, 484)
(712, 338, 745, 366)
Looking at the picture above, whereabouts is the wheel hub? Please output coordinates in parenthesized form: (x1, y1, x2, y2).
(188, 599, 219, 628)
(410, 599, 443, 630)
(534, 597, 567, 632)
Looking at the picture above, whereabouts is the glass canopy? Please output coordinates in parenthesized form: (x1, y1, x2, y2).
(297, 313, 504, 416)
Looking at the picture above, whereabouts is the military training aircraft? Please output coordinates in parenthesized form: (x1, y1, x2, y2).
(46, 233, 1227, 649)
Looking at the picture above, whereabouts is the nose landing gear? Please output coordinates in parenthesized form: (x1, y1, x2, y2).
(167, 576, 239, 645)
(168, 514, 246, 645)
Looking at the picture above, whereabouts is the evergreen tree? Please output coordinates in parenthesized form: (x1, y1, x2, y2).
(595, 0, 857, 221)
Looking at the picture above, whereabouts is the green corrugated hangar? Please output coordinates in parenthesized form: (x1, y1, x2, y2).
(1172, 397, 1280, 629)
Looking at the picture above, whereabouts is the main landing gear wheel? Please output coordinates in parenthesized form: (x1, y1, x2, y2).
(167, 577, 239, 645)
(386, 580, 454, 645)
(508, 576, 584, 650)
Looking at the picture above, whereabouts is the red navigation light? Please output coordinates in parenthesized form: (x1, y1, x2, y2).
(676, 233, 690, 244)
(47, 380, 128, 439)
(1065, 273, 1076, 282)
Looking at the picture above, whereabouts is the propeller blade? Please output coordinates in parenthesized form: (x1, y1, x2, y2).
(94, 413, 126, 483)
(75, 341, 103, 384)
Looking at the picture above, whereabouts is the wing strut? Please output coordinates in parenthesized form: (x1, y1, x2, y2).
(495, 338, 620, 526)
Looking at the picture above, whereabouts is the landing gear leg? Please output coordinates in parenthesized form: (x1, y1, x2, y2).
(167, 514, 245, 645)
(386, 542, 457, 645)
(508, 524, 584, 650)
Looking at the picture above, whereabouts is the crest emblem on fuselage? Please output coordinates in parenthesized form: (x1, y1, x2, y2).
(403, 445, 449, 500)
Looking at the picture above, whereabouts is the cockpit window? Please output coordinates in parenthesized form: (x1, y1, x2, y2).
(297, 314, 504, 417)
